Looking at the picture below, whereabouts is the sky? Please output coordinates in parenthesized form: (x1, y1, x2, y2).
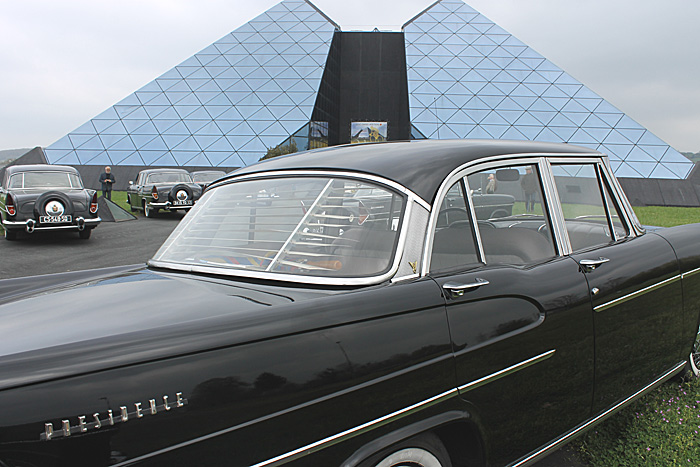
(1, 0, 698, 153)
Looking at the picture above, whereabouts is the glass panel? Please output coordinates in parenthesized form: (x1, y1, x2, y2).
(145, 171, 193, 184)
(154, 177, 405, 278)
(601, 178, 629, 240)
(466, 164, 556, 264)
(552, 163, 614, 251)
(19, 172, 78, 189)
(430, 180, 479, 271)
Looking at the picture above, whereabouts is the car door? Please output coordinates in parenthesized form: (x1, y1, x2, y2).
(427, 161, 594, 466)
(550, 161, 684, 413)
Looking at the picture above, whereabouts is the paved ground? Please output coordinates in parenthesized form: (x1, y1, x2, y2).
(0, 213, 589, 467)
(0, 212, 182, 279)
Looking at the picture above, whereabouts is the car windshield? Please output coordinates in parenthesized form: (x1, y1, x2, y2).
(9, 172, 82, 189)
(153, 177, 405, 279)
(146, 172, 192, 184)
(192, 172, 225, 183)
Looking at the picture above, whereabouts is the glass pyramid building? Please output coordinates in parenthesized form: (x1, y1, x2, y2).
(44, 0, 693, 180)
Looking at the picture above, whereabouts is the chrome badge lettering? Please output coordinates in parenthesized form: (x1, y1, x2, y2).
(40, 392, 187, 441)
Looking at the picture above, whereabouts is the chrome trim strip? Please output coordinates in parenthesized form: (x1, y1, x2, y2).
(249, 388, 458, 467)
(213, 170, 430, 211)
(682, 266, 700, 280)
(112, 351, 556, 467)
(2, 218, 101, 228)
(510, 361, 686, 467)
(594, 274, 681, 313)
(458, 349, 556, 393)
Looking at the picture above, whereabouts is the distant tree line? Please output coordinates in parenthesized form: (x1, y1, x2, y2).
(682, 151, 700, 163)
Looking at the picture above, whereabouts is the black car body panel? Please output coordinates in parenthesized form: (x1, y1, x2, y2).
(0, 165, 100, 239)
(0, 140, 699, 467)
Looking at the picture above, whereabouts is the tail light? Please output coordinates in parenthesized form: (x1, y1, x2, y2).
(6, 194, 16, 216)
(152, 186, 159, 200)
(89, 192, 98, 214)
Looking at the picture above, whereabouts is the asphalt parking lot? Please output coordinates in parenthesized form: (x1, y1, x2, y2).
(0, 212, 587, 467)
(0, 212, 181, 279)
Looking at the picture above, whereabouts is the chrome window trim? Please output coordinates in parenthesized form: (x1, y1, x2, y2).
(594, 274, 681, 313)
(598, 158, 645, 236)
(511, 361, 686, 467)
(211, 170, 430, 211)
(538, 158, 571, 256)
(422, 153, 593, 274)
(149, 173, 418, 287)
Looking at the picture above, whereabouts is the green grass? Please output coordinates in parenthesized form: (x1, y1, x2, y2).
(633, 206, 700, 228)
(109, 190, 134, 214)
(575, 378, 700, 466)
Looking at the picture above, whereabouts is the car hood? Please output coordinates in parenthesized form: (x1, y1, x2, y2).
(0, 267, 340, 390)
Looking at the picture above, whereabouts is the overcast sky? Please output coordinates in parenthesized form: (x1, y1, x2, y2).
(1, 0, 698, 153)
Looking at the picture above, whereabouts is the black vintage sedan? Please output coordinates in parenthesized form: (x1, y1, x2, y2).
(0, 140, 698, 467)
(0, 164, 100, 240)
(127, 168, 202, 217)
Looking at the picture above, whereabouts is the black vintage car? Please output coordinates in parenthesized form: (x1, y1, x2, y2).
(0, 140, 698, 467)
(0, 164, 100, 240)
(127, 168, 202, 217)
(190, 170, 227, 190)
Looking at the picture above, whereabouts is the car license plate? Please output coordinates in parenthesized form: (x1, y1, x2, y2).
(173, 200, 193, 206)
(39, 215, 72, 223)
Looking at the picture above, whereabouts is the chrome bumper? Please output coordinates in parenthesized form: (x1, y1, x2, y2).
(148, 201, 193, 210)
(3, 217, 101, 233)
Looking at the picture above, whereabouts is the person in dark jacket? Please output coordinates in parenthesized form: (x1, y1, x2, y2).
(520, 166, 537, 212)
(99, 166, 115, 200)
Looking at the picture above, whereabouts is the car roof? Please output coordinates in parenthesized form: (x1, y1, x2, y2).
(141, 168, 190, 174)
(6, 164, 79, 174)
(226, 139, 601, 204)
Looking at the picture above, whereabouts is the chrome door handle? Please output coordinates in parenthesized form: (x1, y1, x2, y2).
(579, 257, 610, 273)
(443, 278, 490, 298)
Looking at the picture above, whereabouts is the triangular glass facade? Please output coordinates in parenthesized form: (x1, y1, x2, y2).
(45, 0, 336, 168)
(45, 0, 692, 180)
(403, 0, 693, 179)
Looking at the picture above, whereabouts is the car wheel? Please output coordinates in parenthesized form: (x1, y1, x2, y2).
(369, 434, 452, 467)
(690, 326, 700, 378)
(4, 229, 17, 241)
(78, 228, 92, 240)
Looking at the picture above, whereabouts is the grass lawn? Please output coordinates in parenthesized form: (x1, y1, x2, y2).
(575, 377, 700, 466)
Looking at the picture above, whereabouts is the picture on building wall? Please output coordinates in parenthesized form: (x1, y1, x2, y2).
(309, 121, 329, 149)
(350, 122, 387, 144)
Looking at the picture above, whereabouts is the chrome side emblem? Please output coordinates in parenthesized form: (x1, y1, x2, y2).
(41, 392, 186, 441)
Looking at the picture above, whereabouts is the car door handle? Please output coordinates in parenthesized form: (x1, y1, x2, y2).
(443, 278, 490, 298)
(579, 257, 610, 273)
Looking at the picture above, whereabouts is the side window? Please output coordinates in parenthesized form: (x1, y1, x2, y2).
(602, 180, 630, 240)
(551, 164, 627, 251)
(430, 180, 480, 271)
(466, 165, 556, 264)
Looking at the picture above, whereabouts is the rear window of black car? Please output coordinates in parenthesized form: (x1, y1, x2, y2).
(153, 176, 405, 279)
(9, 172, 82, 189)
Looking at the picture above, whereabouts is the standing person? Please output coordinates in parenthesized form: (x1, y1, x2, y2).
(520, 166, 537, 212)
(485, 173, 497, 194)
(99, 166, 115, 200)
